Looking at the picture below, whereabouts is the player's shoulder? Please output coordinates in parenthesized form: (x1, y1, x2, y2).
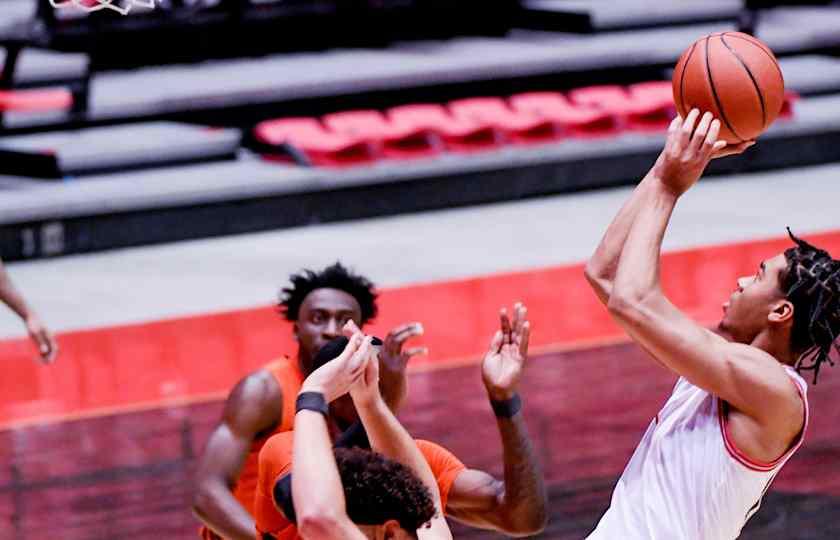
(727, 342, 792, 374)
(260, 432, 295, 462)
(415, 439, 464, 465)
(232, 367, 283, 402)
(223, 367, 285, 428)
(727, 343, 804, 410)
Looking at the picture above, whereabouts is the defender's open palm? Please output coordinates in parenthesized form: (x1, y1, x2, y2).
(482, 303, 530, 401)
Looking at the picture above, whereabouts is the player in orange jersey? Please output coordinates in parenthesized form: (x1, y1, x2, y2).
(254, 306, 548, 539)
(193, 263, 424, 540)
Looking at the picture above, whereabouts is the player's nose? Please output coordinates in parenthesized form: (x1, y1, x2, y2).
(323, 318, 341, 338)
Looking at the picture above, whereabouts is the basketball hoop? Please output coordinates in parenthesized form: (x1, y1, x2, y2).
(48, 0, 157, 15)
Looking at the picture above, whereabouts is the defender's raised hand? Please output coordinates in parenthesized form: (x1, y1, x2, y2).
(482, 303, 531, 401)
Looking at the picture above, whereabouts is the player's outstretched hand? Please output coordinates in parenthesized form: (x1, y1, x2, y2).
(482, 303, 531, 401)
(301, 332, 372, 402)
(653, 109, 754, 197)
(26, 315, 57, 364)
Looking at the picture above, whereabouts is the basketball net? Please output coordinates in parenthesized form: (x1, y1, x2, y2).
(49, 0, 157, 15)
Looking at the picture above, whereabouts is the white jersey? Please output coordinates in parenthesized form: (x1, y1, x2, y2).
(587, 366, 808, 540)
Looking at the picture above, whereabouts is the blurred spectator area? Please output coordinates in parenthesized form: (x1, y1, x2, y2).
(2, 1, 840, 260)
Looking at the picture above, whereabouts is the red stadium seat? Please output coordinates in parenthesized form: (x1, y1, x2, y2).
(570, 84, 673, 132)
(508, 92, 618, 138)
(627, 81, 678, 129)
(448, 97, 559, 144)
(387, 104, 500, 153)
(0, 89, 73, 112)
(780, 90, 799, 119)
(253, 117, 377, 167)
(322, 110, 440, 159)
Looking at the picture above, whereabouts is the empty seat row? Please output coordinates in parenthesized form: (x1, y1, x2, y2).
(254, 82, 797, 167)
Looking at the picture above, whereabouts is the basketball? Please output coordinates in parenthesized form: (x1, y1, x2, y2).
(672, 32, 784, 144)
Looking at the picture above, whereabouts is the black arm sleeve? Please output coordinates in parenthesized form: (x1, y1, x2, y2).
(271, 420, 370, 523)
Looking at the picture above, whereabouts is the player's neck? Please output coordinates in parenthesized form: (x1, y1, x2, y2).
(297, 349, 314, 375)
(750, 328, 797, 367)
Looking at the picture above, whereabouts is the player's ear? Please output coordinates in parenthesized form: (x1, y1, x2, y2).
(768, 299, 794, 325)
(381, 519, 403, 539)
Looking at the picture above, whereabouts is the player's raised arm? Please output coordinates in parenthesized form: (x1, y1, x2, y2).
(293, 332, 370, 540)
(584, 158, 664, 306)
(349, 332, 453, 540)
(444, 303, 548, 537)
(605, 110, 796, 424)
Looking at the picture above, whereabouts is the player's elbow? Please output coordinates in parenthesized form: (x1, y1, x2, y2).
(584, 259, 605, 287)
(608, 285, 658, 316)
(501, 509, 549, 537)
(607, 290, 637, 317)
(297, 510, 346, 540)
(495, 485, 548, 537)
(191, 476, 224, 519)
(191, 480, 213, 518)
(191, 485, 212, 520)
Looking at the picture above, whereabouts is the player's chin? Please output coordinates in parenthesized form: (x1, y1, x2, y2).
(716, 319, 733, 339)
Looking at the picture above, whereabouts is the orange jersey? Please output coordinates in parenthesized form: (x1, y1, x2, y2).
(233, 357, 305, 516)
(200, 357, 304, 539)
(200, 356, 305, 540)
(255, 432, 467, 539)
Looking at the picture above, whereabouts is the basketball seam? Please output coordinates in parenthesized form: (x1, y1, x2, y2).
(704, 36, 744, 142)
(722, 32, 785, 85)
(678, 42, 697, 117)
(720, 34, 766, 129)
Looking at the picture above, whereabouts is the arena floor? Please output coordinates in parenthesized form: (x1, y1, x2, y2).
(1, 161, 839, 539)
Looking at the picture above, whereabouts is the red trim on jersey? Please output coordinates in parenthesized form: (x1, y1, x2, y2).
(718, 373, 809, 472)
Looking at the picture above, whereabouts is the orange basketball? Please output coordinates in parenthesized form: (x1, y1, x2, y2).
(672, 32, 784, 144)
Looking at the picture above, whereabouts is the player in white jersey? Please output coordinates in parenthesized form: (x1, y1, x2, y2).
(583, 109, 840, 539)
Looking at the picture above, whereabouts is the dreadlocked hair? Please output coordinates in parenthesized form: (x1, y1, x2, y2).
(782, 228, 840, 384)
(278, 262, 378, 324)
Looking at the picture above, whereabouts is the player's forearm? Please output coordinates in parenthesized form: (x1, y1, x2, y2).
(494, 411, 548, 534)
(191, 481, 256, 540)
(356, 396, 443, 508)
(0, 263, 33, 321)
(379, 366, 407, 413)
(610, 180, 677, 305)
(293, 409, 348, 521)
(585, 173, 658, 302)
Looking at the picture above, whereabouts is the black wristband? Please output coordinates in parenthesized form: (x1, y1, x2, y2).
(490, 393, 522, 418)
(296, 391, 329, 417)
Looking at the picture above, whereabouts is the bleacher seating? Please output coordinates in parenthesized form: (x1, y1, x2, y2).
(1, 1, 840, 261)
(251, 82, 799, 167)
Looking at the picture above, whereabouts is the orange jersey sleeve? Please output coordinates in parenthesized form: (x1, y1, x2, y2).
(415, 439, 467, 511)
(255, 433, 298, 538)
(254, 435, 466, 539)
(231, 357, 304, 518)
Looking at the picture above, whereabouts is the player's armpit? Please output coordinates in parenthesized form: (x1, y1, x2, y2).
(608, 290, 800, 426)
